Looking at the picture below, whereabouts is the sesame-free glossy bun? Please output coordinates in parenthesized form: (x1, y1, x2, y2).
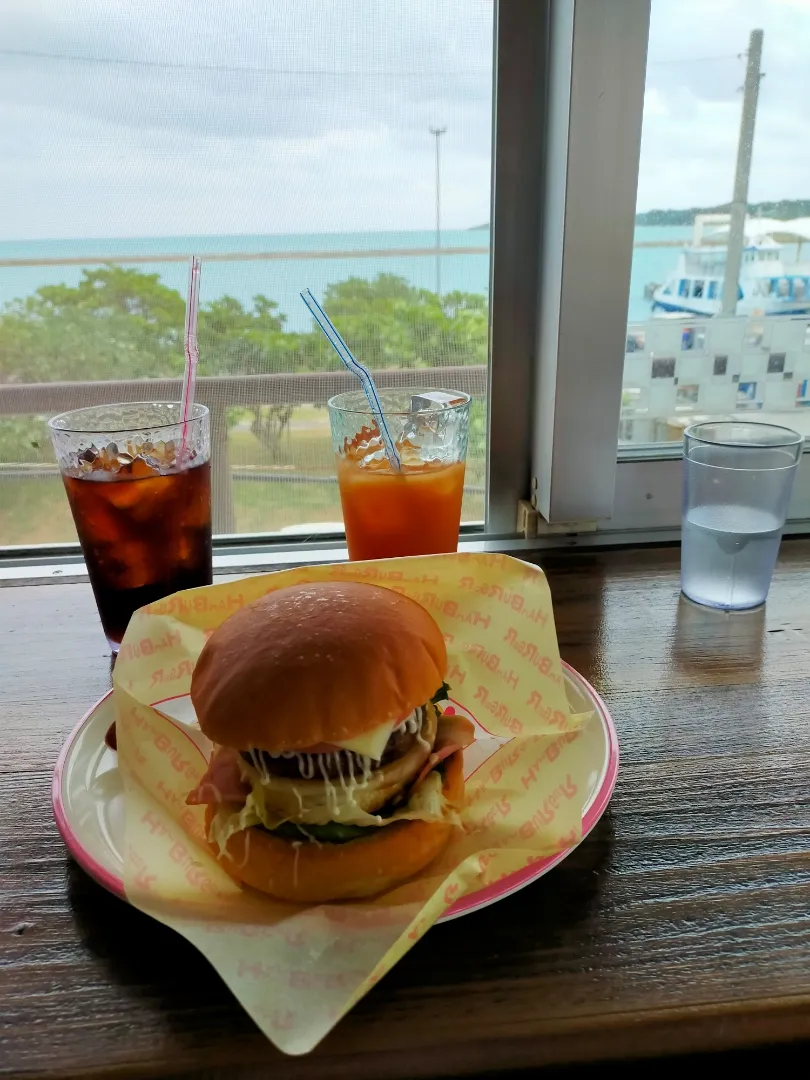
(206, 751, 465, 902)
(190, 581, 447, 751)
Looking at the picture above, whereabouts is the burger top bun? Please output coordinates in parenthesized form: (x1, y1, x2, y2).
(190, 581, 447, 752)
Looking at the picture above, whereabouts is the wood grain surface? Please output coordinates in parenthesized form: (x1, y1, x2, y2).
(2, 542, 810, 1079)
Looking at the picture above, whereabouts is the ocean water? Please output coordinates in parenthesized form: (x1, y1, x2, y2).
(0, 225, 693, 331)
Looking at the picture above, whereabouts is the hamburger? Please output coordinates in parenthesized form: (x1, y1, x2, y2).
(186, 581, 474, 903)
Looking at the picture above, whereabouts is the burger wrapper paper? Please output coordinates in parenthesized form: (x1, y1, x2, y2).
(113, 552, 594, 1055)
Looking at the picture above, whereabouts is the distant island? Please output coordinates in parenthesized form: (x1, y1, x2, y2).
(636, 199, 810, 226)
(472, 199, 810, 231)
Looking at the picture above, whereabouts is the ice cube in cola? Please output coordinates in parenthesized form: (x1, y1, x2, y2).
(61, 445, 212, 649)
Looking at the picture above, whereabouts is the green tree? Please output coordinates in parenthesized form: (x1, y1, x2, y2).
(0, 265, 490, 463)
(0, 265, 185, 383)
(322, 275, 488, 369)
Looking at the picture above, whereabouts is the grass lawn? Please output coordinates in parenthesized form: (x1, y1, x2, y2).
(0, 475, 79, 545)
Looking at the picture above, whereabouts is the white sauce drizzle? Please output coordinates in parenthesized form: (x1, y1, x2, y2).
(335, 752, 348, 796)
(243, 705, 429, 823)
(318, 754, 340, 818)
(360, 754, 371, 783)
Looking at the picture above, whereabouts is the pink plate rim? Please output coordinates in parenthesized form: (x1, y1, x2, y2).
(51, 661, 619, 917)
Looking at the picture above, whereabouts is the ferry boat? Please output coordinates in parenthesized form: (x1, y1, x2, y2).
(651, 214, 810, 317)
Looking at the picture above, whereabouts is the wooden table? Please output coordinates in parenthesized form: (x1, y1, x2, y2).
(3, 542, 810, 1078)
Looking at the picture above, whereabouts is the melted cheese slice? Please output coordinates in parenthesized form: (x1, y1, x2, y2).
(332, 719, 396, 760)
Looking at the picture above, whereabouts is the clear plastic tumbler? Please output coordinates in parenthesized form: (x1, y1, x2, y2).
(328, 388, 471, 560)
(49, 402, 212, 650)
(681, 421, 803, 610)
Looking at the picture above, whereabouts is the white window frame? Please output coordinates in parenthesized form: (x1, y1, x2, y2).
(526, 0, 810, 538)
(531, 0, 650, 525)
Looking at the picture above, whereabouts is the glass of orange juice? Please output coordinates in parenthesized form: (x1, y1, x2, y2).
(327, 388, 471, 560)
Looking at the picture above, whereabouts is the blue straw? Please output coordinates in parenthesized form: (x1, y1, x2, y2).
(300, 288, 401, 470)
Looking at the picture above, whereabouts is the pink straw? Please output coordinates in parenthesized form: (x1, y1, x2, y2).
(180, 256, 202, 460)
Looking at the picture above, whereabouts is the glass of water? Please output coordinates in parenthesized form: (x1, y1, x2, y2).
(681, 421, 803, 610)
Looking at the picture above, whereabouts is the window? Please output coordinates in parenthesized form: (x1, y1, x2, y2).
(580, 0, 810, 534)
(618, 0, 810, 466)
(524, 0, 810, 534)
(0, 1, 498, 547)
(5, 2, 809, 558)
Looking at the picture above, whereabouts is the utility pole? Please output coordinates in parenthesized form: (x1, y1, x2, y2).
(429, 125, 447, 299)
(721, 28, 764, 316)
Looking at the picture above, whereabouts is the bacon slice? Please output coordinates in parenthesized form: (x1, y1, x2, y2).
(412, 713, 475, 790)
(186, 746, 249, 807)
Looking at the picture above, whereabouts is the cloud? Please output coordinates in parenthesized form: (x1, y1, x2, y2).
(637, 0, 810, 210)
(0, 0, 494, 238)
(1, 0, 809, 237)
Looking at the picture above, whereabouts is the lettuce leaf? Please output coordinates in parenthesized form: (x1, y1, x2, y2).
(267, 820, 371, 845)
(431, 681, 451, 705)
(209, 768, 456, 853)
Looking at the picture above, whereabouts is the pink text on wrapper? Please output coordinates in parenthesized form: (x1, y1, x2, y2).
(236, 960, 366, 991)
(140, 811, 220, 894)
(518, 775, 578, 838)
(407, 591, 491, 630)
(446, 661, 465, 686)
(149, 660, 193, 689)
(520, 731, 580, 789)
(463, 642, 520, 690)
(503, 628, 561, 683)
(127, 708, 199, 782)
(473, 685, 523, 734)
(459, 578, 549, 625)
(144, 592, 246, 617)
(327, 565, 440, 587)
(118, 629, 182, 663)
(127, 845, 156, 892)
(155, 778, 206, 843)
(525, 689, 568, 731)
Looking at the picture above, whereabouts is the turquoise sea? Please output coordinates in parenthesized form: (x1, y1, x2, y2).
(0, 225, 694, 330)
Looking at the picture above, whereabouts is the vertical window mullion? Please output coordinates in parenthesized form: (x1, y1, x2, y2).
(532, 0, 650, 523)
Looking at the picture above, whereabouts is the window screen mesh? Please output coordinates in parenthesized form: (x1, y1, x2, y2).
(0, 0, 494, 543)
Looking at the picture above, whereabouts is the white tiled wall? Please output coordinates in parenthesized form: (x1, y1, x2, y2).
(623, 315, 810, 422)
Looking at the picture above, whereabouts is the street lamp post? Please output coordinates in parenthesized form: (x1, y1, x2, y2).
(429, 125, 447, 300)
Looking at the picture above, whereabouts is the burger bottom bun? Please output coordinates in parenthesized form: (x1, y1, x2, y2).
(206, 751, 465, 903)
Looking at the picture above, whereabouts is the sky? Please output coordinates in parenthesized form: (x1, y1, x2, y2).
(0, 0, 809, 240)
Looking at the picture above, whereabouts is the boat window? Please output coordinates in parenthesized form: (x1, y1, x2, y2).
(692, 280, 704, 298)
(678, 279, 689, 297)
(794, 278, 807, 300)
(707, 281, 717, 299)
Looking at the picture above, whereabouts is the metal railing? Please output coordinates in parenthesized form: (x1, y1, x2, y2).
(0, 366, 488, 532)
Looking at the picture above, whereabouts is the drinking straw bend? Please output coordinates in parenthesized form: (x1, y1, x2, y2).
(300, 287, 401, 470)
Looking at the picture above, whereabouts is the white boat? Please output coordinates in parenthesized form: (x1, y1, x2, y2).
(652, 214, 810, 317)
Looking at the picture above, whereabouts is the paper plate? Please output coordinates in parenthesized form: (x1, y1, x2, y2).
(52, 662, 618, 921)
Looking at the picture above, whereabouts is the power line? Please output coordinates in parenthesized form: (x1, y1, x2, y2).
(2, 46, 741, 78)
(647, 52, 742, 66)
(0, 48, 489, 80)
